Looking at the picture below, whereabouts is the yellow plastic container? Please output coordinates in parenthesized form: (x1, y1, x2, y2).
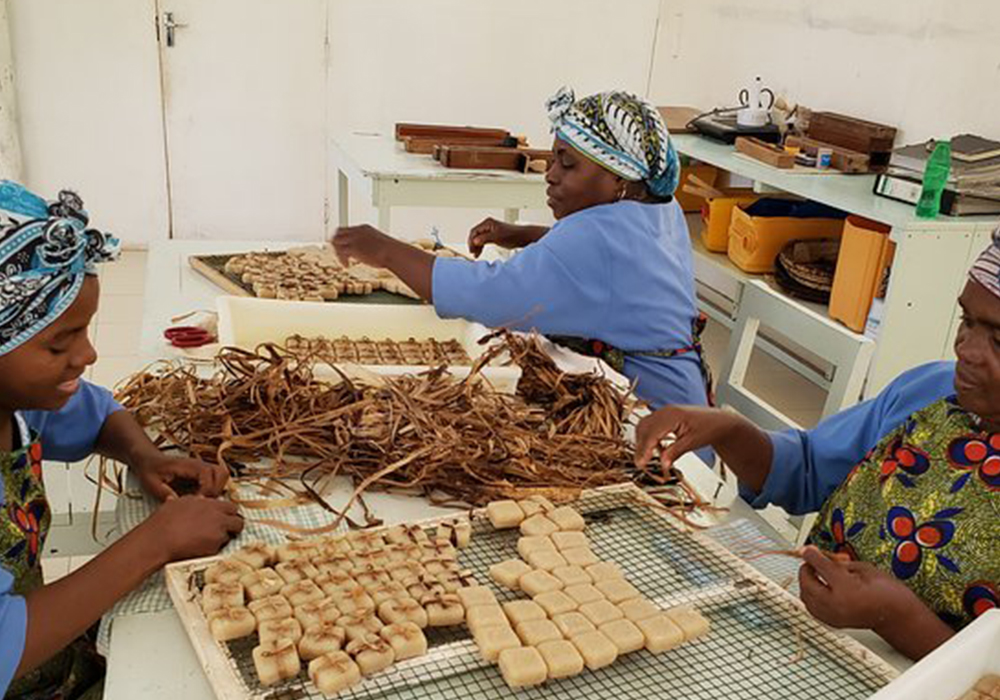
(727, 205, 846, 274)
(829, 216, 894, 332)
(675, 164, 721, 213)
(699, 189, 759, 252)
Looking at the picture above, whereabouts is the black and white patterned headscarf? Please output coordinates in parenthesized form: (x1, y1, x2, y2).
(546, 86, 680, 198)
(970, 226, 1000, 299)
(0, 181, 120, 356)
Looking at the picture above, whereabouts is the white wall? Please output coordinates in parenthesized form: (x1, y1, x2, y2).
(649, 0, 1000, 143)
(8, 0, 169, 246)
(0, 0, 23, 180)
(326, 0, 661, 242)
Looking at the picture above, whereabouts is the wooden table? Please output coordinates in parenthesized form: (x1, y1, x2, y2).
(331, 131, 548, 233)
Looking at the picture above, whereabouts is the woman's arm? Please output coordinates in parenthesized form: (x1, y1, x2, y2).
(468, 218, 549, 257)
(16, 496, 242, 678)
(332, 226, 435, 301)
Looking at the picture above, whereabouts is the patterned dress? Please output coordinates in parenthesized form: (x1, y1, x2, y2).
(811, 396, 1000, 629)
(1, 416, 105, 700)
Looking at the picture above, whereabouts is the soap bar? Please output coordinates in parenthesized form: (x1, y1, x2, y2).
(275, 560, 320, 585)
(346, 635, 396, 676)
(524, 549, 568, 572)
(599, 619, 645, 654)
(380, 621, 428, 661)
(537, 639, 584, 679)
(423, 593, 465, 627)
(241, 568, 285, 601)
(354, 568, 391, 590)
(586, 561, 623, 581)
(570, 629, 618, 670)
(552, 612, 595, 638)
(666, 606, 711, 641)
(338, 611, 384, 642)
(534, 590, 578, 617)
(564, 584, 604, 606)
(276, 540, 321, 563)
(319, 535, 351, 557)
(204, 559, 253, 586)
(298, 622, 347, 661)
(517, 536, 556, 559)
(552, 565, 591, 588)
(281, 580, 326, 608)
(308, 650, 361, 696)
(437, 519, 472, 548)
(388, 561, 425, 585)
(519, 570, 564, 597)
(635, 614, 685, 653)
(207, 606, 256, 642)
(456, 585, 498, 609)
(473, 623, 521, 663)
(551, 532, 589, 551)
(368, 581, 407, 606)
(252, 638, 301, 686)
(547, 506, 586, 532)
(258, 617, 304, 645)
(378, 598, 429, 628)
(489, 560, 532, 591)
(579, 600, 624, 627)
(466, 605, 509, 635)
(595, 579, 641, 604)
(518, 496, 555, 516)
(561, 547, 599, 568)
(618, 598, 659, 623)
(520, 514, 559, 537)
(232, 542, 277, 569)
(248, 595, 293, 625)
(313, 571, 355, 596)
(201, 582, 244, 613)
(331, 585, 375, 616)
(498, 646, 547, 688)
(486, 500, 526, 529)
(514, 619, 562, 646)
(502, 600, 547, 626)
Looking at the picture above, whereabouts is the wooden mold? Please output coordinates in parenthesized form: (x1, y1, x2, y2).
(734, 137, 795, 169)
(436, 145, 554, 173)
(785, 135, 871, 174)
(395, 123, 511, 142)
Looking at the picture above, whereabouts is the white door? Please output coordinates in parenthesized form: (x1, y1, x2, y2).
(157, 0, 327, 240)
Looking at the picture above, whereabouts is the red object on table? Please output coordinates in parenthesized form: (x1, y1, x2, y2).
(163, 326, 215, 348)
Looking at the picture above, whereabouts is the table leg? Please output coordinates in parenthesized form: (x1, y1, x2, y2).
(337, 169, 349, 228)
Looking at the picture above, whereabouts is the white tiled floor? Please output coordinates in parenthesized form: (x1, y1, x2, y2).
(39, 250, 828, 581)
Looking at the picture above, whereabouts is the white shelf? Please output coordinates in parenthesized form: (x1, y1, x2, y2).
(673, 134, 998, 233)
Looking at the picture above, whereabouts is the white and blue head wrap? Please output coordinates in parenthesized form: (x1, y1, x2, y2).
(546, 87, 680, 199)
(970, 226, 1000, 299)
(0, 181, 120, 356)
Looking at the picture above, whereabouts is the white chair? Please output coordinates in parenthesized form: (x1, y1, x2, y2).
(715, 279, 875, 545)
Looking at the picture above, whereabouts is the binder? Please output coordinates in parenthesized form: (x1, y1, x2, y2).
(829, 216, 894, 333)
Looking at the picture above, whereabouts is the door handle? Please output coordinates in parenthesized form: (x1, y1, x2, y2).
(163, 12, 188, 48)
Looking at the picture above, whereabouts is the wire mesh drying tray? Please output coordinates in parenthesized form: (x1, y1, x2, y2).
(164, 484, 899, 700)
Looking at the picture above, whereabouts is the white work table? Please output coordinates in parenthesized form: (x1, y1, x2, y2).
(331, 131, 548, 232)
(101, 240, 911, 699)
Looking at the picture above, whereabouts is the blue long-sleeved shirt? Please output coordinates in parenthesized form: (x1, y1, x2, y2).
(0, 380, 121, 694)
(746, 362, 956, 515)
(432, 200, 708, 411)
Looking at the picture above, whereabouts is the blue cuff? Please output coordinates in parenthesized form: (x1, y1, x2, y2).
(740, 430, 807, 510)
(0, 594, 27, 695)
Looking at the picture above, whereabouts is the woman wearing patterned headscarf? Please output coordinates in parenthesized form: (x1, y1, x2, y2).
(334, 87, 709, 415)
(633, 226, 1000, 661)
(0, 182, 242, 699)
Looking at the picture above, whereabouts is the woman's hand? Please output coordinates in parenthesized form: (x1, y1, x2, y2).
(468, 218, 546, 257)
(332, 225, 395, 268)
(145, 496, 244, 562)
(634, 406, 741, 468)
(133, 453, 229, 501)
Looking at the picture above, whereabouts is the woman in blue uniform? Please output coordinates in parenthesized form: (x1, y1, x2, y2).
(0, 182, 243, 698)
(634, 227, 1000, 660)
(333, 87, 710, 412)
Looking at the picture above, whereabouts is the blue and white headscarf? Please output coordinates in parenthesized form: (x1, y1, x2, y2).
(970, 226, 1000, 299)
(546, 87, 680, 199)
(0, 181, 120, 356)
